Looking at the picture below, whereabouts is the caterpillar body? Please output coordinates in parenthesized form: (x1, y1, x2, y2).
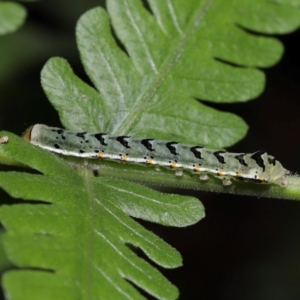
(23, 124, 290, 187)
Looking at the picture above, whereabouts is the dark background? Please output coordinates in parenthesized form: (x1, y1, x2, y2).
(0, 1, 300, 299)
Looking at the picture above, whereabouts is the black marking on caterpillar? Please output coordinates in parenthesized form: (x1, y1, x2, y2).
(52, 129, 64, 135)
(268, 156, 276, 166)
(251, 151, 266, 172)
(234, 153, 248, 167)
(94, 133, 108, 146)
(166, 142, 179, 155)
(116, 136, 131, 148)
(214, 151, 226, 164)
(141, 139, 155, 151)
(76, 132, 86, 139)
(190, 146, 203, 159)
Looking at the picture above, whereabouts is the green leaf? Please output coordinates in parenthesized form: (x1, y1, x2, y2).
(0, 2, 26, 35)
(0, 229, 11, 270)
(0, 132, 204, 299)
(41, 0, 300, 148)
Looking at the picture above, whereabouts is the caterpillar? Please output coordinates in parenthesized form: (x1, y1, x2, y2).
(23, 124, 289, 187)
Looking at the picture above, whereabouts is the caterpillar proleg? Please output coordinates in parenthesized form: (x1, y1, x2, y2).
(23, 124, 290, 187)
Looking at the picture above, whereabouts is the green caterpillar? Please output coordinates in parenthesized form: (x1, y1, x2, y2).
(23, 124, 289, 187)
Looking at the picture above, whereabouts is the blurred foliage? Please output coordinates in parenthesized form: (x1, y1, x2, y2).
(0, 1, 26, 36)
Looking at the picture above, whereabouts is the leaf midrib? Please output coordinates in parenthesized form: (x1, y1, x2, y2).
(114, 0, 213, 135)
(82, 166, 97, 300)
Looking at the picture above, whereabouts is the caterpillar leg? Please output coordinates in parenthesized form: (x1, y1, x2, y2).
(272, 169, 290, 187)
(175, 170, 183, 177)
(279, 175, 289, 187)
(222, 178, 232, 186)
(199, 174, 208, 181)
(279, 180, 288, 187)
(279, 169, 290, 187)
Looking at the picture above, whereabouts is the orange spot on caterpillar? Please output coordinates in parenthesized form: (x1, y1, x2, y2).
(217, 170, 223, 176)
(97, 153, 105, 159)
(121, 156, 128, 161)
(170, 163, 177, 169)
(236, 172, 243, 178)
(146, 159, 153, 165)
(194, 167, 201, 172)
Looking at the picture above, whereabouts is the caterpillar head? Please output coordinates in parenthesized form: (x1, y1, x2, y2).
(23, 124, 43, 144)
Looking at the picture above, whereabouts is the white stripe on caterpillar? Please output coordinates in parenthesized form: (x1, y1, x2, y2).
(23, 124, 290, 187)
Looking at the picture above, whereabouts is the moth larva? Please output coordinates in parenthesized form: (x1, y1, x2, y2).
(23, 124, 290, 187)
